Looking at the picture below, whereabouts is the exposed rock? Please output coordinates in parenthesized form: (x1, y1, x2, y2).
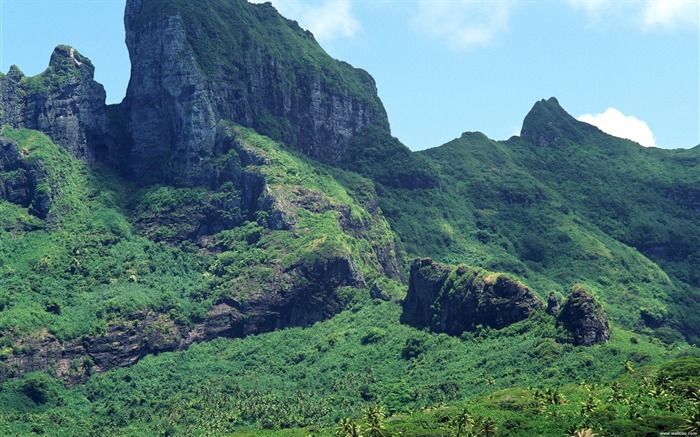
(546, 292, 560, 316)
(0, 250, 361, 384)
(122, 0, 389, 185)
(0, 138, 51, 219)
(520, 97, 599, 147)
(401, 258, 543, 335)
(370, 283, 392, 301)
(556, 285, 610, 346)
(0, 46, 110, 163)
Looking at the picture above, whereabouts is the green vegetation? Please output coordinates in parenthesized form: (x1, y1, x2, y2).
(0, 123, 395, 343)
(1, 299, 698, 435)
(1, 97, 699, 435)
(377, 103, 700, 344)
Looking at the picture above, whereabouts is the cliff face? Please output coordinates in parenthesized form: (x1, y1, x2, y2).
(0, 121, 405, 383)
(401, 258, 544, 335)
(0, 250, 358, 385)
(122, 0, 389, 184)
(0, 46, 109, 163)
(0, 137, 51, 219)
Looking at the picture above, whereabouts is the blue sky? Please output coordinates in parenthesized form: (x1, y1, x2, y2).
(1, 0, 698, 150)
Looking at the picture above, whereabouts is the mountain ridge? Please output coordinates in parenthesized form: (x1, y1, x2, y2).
(0, 0, 699, 435)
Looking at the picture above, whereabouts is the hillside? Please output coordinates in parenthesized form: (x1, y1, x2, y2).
(1, 0, 699, 435)
(380, 98, 700, 344)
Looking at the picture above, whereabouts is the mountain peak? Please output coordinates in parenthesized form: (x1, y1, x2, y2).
(520, 97, 591, 147)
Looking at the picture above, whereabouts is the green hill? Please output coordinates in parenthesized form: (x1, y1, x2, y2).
(380, 98, 700, 344)
(0, 0, 698, 434)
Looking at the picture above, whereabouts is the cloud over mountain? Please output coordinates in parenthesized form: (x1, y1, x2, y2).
(578, 107, 657, 147)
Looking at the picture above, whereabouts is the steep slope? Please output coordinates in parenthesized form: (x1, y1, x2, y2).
(383, 98, 700, 344)
(1, 0, 699, 434)
(0, 124, 401, 382)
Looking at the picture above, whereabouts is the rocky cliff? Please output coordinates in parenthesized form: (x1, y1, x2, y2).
(0, 137, 51, 219)
(556, 285, 610, 346)
(121, 0, 390, 185)
(401, 258, 544, 335)
(0, 46, 110, 163)
(520, 97, 599, 147)
(0, 250, 359, 385)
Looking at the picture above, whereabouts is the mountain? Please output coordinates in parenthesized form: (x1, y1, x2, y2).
(380, 97, 700, 344)
(1, 1, 699, 435)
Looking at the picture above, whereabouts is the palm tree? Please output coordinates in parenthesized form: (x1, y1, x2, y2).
(655, 372, 672, 389)
(478, 417, 497, 436)
(580, 395, 597, 417)
(685, 405, 700, 434)
(452, 408, 474, 437)
(364, 405, 387, 437)
(336, 417, 363, 437)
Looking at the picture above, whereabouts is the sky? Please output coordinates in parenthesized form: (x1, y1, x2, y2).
(1, 0, 698, 150)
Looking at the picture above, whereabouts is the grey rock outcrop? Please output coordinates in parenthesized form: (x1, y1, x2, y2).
(0, 138, 51, 219)
(546, 292, 560, 316)
(556, 285, 610, 346)
(0, 250, 361, 385)
(0, 46, 109, 162)
(122, 0, 389, 185)
(401, 258, 544, 335)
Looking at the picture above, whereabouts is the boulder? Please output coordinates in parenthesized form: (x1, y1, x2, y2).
(556, 285, 610, 346)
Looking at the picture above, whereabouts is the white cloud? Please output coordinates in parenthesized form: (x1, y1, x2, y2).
(577, 107, 657, 147)
(411, 1, 514, 49)
(568, 0, 699, 30)
(642, 0, 700, 30)
(250, 0, 360, 42)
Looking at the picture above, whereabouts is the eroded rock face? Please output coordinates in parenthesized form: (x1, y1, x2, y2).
(0, 46, 109, 162)
(546, 292, 560, 316)
(556, 285, 610, 346)
(401, 258, 543, 335)
(0, 252, 361, 384)
(0, 139, 51, 219)
(122, 0, 389, 185)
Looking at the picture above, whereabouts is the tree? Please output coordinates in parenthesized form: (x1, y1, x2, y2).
(452, 408, 474, 437)
(624, 360, 635, 375)
(336, 418, 363, 437)
(685, 405, 700, 434)
(569, 429, 597, 437)
(477, 417, 497, 436)
(363, 405, 387, 437)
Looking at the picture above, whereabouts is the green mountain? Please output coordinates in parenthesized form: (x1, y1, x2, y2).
(0, 0, 698, 435)
(381, 97, 700, 344)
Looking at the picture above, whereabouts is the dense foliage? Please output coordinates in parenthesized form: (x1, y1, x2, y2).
(2, 298, 698, 435)
(1, 71, 699, 437)
(378, 100, 700, 345)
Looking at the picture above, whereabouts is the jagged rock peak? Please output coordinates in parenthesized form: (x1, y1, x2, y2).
(0, 45, 109, 162)
(122, 0, 390, 185)
(401, 258, 543, 336)
(520, 97, 595, 147)
(6, 65, 24, 81)
(556, 284, 610, 346)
